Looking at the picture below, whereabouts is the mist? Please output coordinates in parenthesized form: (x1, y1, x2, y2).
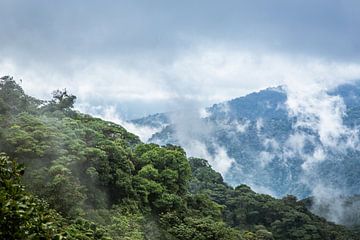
(118, 51, 360, 225)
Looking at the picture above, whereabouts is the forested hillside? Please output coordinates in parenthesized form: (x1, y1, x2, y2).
(1, 76, 359, 239)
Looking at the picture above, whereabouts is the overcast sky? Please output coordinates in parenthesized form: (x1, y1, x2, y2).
(1, 0, 360, 119)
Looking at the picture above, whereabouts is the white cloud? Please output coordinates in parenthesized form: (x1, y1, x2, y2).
(301, 147, 326, 171)
(234, 120, 250, 133)
(256, 118, 264, 132)
(185, 140, 235, 176)
(286, 133, 307, 151)
(76, 104, 162, 142)
(258, 151, 276, 168)
(3, 46, 360, 118)
(199, 107, 211, 118)
(309, 183, 350, 224)
(247, 183, 278, 197)
(256, 135, 280, 168)
(286, 87, 355, 149)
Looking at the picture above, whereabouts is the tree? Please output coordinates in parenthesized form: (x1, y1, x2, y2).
(0, 153, 63, 239)
(52, 89, 76, 109)
(0, 76, 40, 115)
(41, 89, 77, 114)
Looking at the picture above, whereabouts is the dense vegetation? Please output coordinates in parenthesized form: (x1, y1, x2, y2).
(1, 76, 359, 239)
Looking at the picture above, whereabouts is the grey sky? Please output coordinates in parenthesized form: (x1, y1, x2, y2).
(1, 0, 360, 118)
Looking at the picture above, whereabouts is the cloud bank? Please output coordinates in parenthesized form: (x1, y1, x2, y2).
(2, 47, 360, 119)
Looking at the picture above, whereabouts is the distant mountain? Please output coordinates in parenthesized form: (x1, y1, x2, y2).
(131, 83, 360, 199)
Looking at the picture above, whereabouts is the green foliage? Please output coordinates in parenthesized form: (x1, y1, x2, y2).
(160, 213, 242, 240)
(38, 164, 87, 217)
(1, 78, 359, 240)
(133, 143, 191, 215)
(189, 158, 360, 240)
(0, 153, 63, 239)
(62, 218, 110, 240)
(135, 144, 191, 195)
(0, 76, 41, 115)
(105, 205, 145, 240)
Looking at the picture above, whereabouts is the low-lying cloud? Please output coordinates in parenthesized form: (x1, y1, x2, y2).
(77, 104, 163, 142)
(3, 46, 360, 119)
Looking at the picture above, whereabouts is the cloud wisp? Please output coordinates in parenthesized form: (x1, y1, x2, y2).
(77, 104, 163, 143)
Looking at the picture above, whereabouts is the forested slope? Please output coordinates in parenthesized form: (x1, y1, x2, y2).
(0, 76, 358, 239)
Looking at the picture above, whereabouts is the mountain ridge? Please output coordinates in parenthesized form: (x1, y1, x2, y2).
(131, 82, 360, 200)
